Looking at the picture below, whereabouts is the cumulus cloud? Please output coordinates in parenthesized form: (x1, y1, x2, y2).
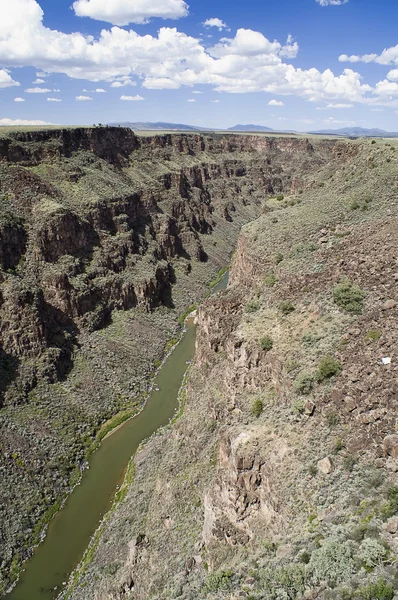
(387, 69, 398, 81)
(0, 0, 393, 108)
(25, 87, 51, 93)
(76, 95, 92, 100)
(120, 94, 144, 101)
(95, 88, 106, 92)
(33, 78, 45, 84)
(110, 79, 137, 88)
(316, 0, 348, 5)
(14, 97, 25, 102)
(47, 97, 62, 101)
(72, 0, 189, 25)
(268, 99, 284, 106)
(203, 18, 228, 31)
(0, 69, 19, 88)
(0, 118, 53, 126)
(339, 44, 398, 66)
(187, 98, 195, 102)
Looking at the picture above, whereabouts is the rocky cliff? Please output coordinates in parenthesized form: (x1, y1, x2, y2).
(0, 128, 338, 595)
(64, 136, 398, 600)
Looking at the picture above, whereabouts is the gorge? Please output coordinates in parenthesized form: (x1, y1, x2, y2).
(1, 128, 398, 599)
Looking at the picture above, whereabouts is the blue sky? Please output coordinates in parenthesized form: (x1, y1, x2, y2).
(0, 0, 397, 130)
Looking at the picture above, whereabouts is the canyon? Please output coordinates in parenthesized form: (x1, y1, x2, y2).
(1, 128, 398, 599)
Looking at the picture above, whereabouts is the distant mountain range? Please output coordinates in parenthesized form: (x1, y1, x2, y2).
(108, 122, 398, 138)
(309, 127, 398, 138)
(227, 124, 274, 132)
(109, 121, 205, 131)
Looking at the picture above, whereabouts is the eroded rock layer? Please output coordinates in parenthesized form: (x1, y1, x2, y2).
(65, 136, 398, 600)
(0, 128, 337, 595)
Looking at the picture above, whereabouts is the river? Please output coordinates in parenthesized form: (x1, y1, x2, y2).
(6, 272, 228, 600)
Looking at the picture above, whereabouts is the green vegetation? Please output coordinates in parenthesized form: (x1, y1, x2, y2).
(264, 272, 277, 287)
(278, 300, 295, 315)
(365, 329, 381, 342)
(204, 569, 233, 592)
(317, 356, 342, 381)
(260, 335, 273, 351)
(246, 299, 260, 313)
(293, 372, 314, 394)
(333, 279, 366, 314)
(276, 194, 284, 201)
(251, 398, 264, 418)
(178, 304, 197, 326)
(209, 266, 229, 288)
(275, 252, 284, 264)
(310, 540, 355, 584)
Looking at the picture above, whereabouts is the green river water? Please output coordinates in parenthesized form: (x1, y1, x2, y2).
(7, 273, 228, 600)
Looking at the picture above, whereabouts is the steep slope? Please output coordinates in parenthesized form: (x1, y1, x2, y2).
(65, 137, 398, 600)
(0, 128, 336, 594)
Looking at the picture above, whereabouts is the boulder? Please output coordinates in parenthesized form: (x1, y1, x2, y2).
(317, 456, 334, 474)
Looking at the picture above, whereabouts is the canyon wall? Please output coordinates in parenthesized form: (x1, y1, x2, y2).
(64, 135, 398, 600)
(0, 128, 337, 595)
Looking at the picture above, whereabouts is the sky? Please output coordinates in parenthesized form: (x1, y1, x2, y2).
(0, 0, 397, 131)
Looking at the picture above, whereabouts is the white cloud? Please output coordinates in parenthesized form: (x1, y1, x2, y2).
(0, 1, 393, 109)
(33, 78, 45, 84)
(339, 45, 398, 66)
(192, 90, 202, 94)
(370, 108, 383, 112)
(0, 69, 19, 88)
(315, 103, 353, 109)
(76, 95, 92, 100)
(47, 97, 62, 101)
(143, 77, 180, 89)
(52, 88, 60, 92)
(25, 87, 51, 93)
(14, 97, 25, 102)
(387, 69, 398, 81)
(211, 99, 220, 102)
(187, 98, 195, 102)
(95, 88, 106, 92)
(110, 79, 137, 88)
(72, 0, 189, 25)
(268, 99, 284, 106)
(0, 118, 53, 126)
(36, 71, 47, 77)
(120, 94, 144, 101)
(323, 117, 355, 125)
(316, 0, 348, 5)
(203, 18, 228, 31)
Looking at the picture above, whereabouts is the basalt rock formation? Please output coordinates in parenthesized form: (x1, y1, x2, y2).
(63, 136, 398, 600)
(0, 128, 339, 595)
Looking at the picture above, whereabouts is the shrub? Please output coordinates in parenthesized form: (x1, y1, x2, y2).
(246, 299, 260, 313)
(252, 399, 264, 418)
(279, 301, 295, 315)
(292, 399, 306, 414)
(371, 140, 377, 144)
(350, 200, 360, 210)
(357, 579, 394, 600)
(317, 356, 342, 381)
(365, 330, 381, 342)
(358, 538, 386, 568)
(264, 273, 277, 287)
(380, 486, 398, 519)
(260, 564, 307, 599)
(293, 372, 315, 395)
(276, 194, 284, 201)
(204, 569, 233, 592)
(327, 412, 340, 427)
(333, 279, 366, 314)
(275, 252, 284, 264)
(309, 540, 355, 584)
(260, 336, 273, 351)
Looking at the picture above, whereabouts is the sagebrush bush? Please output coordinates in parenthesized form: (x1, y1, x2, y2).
(264, 273, 277, 287)
(293, 372, 314, 394)
(252, 398, 264, 418)
(317, 356, 342, 381)
(333, 279, 366, 314)
(279, 301, 295, 315)
(260, 336, 273, 351)
(309, 540, 355, 584)
(358, 538, 386, 568)
(204, 569, 233, 592)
